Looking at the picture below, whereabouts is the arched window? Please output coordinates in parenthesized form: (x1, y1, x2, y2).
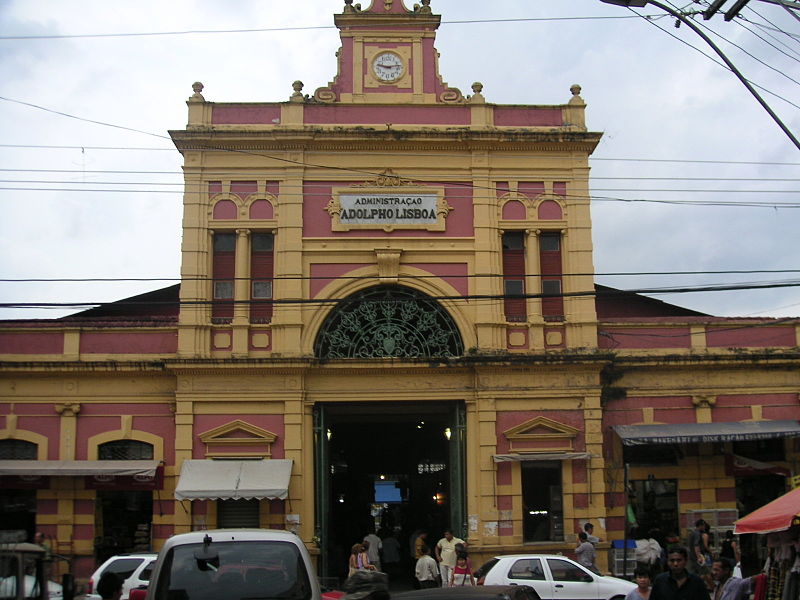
(98, 440, 154, 461)
(315, 285, 463, 359)
(0, 439, 37, 460)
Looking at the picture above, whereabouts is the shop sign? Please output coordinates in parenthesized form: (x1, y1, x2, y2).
(84, 466, 164, 490)
(326, 172, 452, 232)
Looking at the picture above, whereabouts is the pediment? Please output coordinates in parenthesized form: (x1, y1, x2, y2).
(199, 420, 277, 444)
(503, 416, 579, 453)
(199, 420, 277, 458)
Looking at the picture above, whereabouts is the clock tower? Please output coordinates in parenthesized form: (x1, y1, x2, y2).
(314, 0, 464, 103)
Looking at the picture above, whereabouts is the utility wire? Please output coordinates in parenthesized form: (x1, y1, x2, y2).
(4, 278, 800, 310)
(0, 15, 646, 41)
(3, 269, 800, 283)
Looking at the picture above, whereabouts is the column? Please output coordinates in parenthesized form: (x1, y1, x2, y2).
(232, 228, 250, 356)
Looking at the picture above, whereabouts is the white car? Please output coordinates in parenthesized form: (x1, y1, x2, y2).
(476, 555, 636, 600)
(86, 553, 157, 600)
(0, 574, 63, 598)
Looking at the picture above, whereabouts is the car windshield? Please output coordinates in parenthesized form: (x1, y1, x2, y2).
(153, 540, 311, 600)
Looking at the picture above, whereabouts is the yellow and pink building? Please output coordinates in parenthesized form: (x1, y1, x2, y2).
(2, 0, 799, 584)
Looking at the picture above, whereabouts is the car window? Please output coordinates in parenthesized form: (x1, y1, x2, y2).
(515, 587, 542, 600)
(140, 561, 156, 581)
(546, 559, 593, 583)
(475, 558, 500, 580)
(509, 558, 545, 581)
(105, 558, 144, 581)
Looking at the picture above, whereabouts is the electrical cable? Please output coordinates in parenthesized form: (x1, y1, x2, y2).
(0, 14, 647, 41)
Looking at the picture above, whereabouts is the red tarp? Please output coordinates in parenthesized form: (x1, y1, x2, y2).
(734, 486, 800, 535)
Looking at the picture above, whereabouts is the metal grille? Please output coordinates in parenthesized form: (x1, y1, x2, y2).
(315, 285, 464, 359)
(0, 439, 37, 460)
(98, 440, 154, 460)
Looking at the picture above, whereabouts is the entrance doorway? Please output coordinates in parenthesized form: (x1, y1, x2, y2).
(314, 402, 465, 585)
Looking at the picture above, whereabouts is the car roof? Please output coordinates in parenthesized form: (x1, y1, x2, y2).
(395, 585, 539, 599)
(103, 553, 158, 559)
(161, 528, 302, 548)
(491, 555, 577, 560)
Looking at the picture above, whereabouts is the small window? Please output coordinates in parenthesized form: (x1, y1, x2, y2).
(0, 439, 37, 460)
(509, 558, 545, 581)
(102, 557, 145, 582)
(502, 232, 525, 250)
(505, 280, 524, 296)
(99, 440, 154, 461)
(214, 281, 234, 299)
(546, 559, 592, 583)
(140, 561, 156, 582)
(542, 280, 561, 295)
(214, 233, 236, 252)
(540, 234, 560, 252)
(252, 281, 273, 299)
(252, 233, 274, 252)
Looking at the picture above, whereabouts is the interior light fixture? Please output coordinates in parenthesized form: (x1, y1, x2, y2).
(444, 427, 452, 440)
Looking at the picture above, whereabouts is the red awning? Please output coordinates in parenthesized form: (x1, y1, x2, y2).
(734, 486, 800, 535)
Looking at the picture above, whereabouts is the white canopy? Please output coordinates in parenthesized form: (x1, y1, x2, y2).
(493, 452, 593, 462)
(174, 459, 293, 501)
(0, 460, 160, 476)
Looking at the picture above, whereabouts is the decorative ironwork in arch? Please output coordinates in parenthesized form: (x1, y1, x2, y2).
(315, 285, 464, 359)
(99, 440, 154, 460)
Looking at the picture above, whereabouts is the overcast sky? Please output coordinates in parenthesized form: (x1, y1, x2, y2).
(0, 0, 798, 321)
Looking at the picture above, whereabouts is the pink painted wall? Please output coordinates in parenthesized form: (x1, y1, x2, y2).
(212, 105, 281, 125)
(303, 104, 469, 125)
(75, 409, 174, 462)
(0, 332, 63, 354)
(213, 199, 237, 220)
(553, 182, 567, 197)
(502, 200, 526, 220)
(706, 325, 795, 348)
(208, 181, 222, 196)
(192, 415, 285, 459)
(231, 181, 258, 198)
(80, 331, 178, 354)
(303, 180, 474, 237)
(598, 327, 691, 349)
(538, 200, 562, 220)
(519, 181, 544, 199)
(309, 262, 470, 297)
(249, 199, 273, 219)
(494, 107, 562, 127)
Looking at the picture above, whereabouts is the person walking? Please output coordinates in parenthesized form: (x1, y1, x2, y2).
(415, 546, 439, 589)
(450, 553, 475, 586)
(436, 530, 465, 588)
(363, 531, 382, 572)
(575, 532, 597, 571)
(651, 547, 709, 600)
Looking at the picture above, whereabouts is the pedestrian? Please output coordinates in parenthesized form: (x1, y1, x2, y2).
(414, 545, 439, 589)
(584, 522, 601, 544)
(363, 529, 382, 572)
(575, 532, 597, 572)
(380, 531, 401, 580)
(450, 552, 474, 586)
(435, 529, 465, 588)
(626, 568, 652, 600)
(651, 546, 709, 600)
(711, 557, 753, 600)
(96, 571, 123, 600)
(349, 543, 375, 577)
(719, 531, 740, 565)
(689, 519, 712, 575)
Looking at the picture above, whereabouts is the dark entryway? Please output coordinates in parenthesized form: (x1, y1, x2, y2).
(314, 402, 465, 587)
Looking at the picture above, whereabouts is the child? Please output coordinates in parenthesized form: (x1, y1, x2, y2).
(625, 567, 651, 600)
(450, 552, 474, 586)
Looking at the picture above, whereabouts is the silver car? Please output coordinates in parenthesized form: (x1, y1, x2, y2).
(477, 555, 636, 600)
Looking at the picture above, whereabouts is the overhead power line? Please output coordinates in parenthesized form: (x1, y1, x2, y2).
(0, 15, 644, 41)
(3, 278, 800, 310)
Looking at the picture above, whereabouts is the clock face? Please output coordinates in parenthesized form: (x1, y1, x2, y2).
(372, 52, 404, 82)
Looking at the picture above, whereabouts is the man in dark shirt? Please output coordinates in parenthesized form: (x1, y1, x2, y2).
(652, 546, 710, 600)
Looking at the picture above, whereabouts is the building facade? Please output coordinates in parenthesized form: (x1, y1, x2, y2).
(2, 0, 799, 585)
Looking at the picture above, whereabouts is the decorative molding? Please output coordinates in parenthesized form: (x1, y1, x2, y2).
(503, 415, 579, 453)
(375, 249, 402, 283)
(54, 402, 81, 417)
(199, 419, 277, 458)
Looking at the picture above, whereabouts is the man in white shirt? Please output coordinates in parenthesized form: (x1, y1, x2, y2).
(363, 530, 383, 572)
(415, 545, 439, 589)
(436, 529, 465, 588)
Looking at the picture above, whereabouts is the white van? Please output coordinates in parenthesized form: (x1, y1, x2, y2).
(142, 529, 321, 600)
